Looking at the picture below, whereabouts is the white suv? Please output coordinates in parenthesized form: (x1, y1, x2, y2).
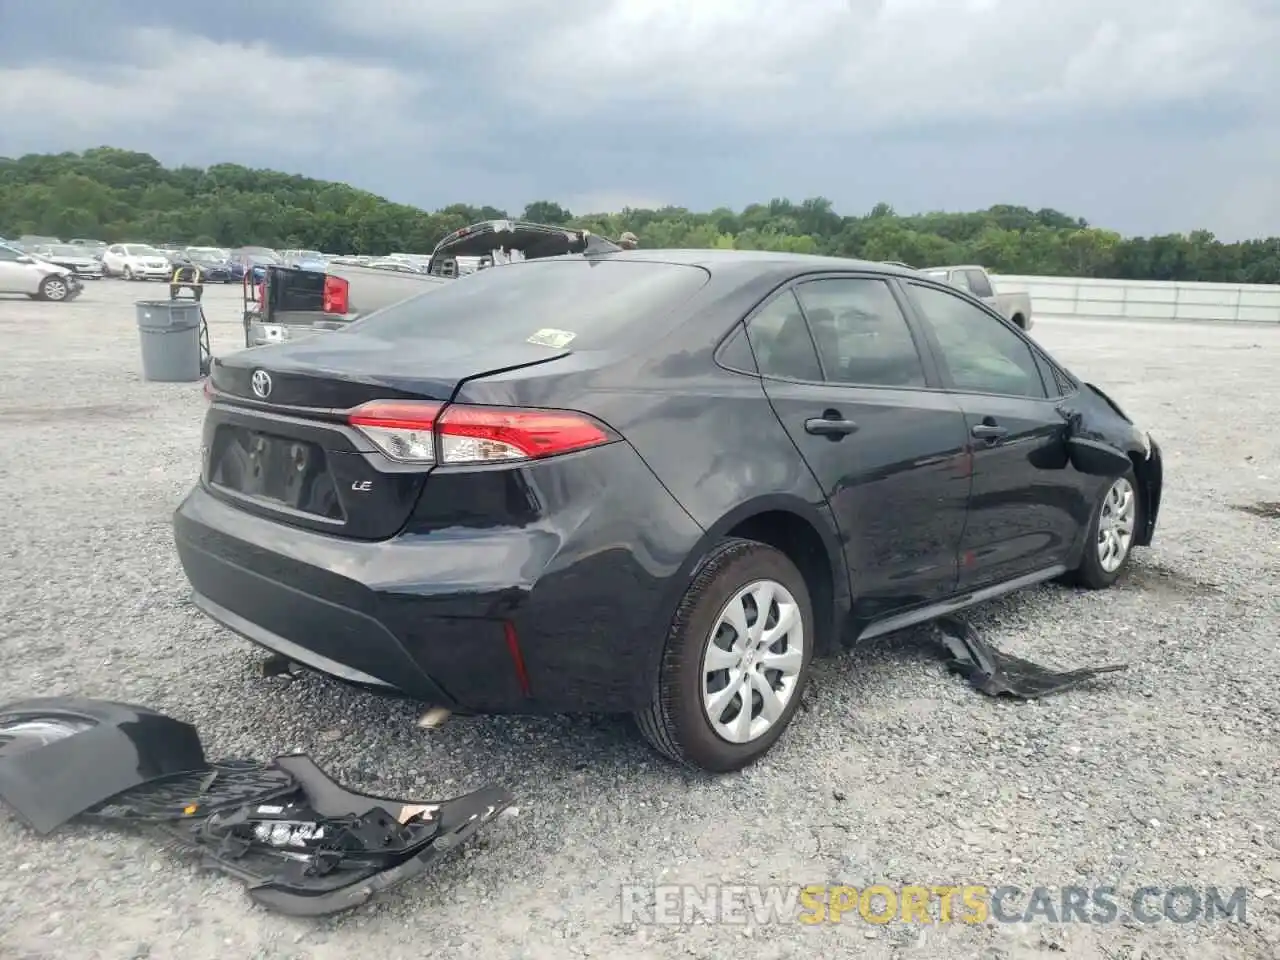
(102, 243, 173, 280)
(0, 243, 80, 301)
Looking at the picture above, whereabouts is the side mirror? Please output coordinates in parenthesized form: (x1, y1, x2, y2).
(1068, 437, 1132, 477)
(15, 255, 33, 264)
(1063, 412, 1131, 477)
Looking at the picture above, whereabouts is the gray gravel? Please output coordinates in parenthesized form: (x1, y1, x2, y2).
(1, 282, 1277, 960)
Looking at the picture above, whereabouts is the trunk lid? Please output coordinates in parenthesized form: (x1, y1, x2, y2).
(212, 335, 569, 407)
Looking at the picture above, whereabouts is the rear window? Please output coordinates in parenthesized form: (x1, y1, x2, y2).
(343, 259, 711, 351)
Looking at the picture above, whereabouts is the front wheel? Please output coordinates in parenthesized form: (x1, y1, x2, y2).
(38, 275, 71, 302)
(635, 538, 814, 772)
(1068, 470, 1139, 589)
(123, 266, 135, 281)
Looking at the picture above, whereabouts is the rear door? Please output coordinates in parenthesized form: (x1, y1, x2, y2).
(747, 274, 972, 619)
(901, 279, 1078, 589)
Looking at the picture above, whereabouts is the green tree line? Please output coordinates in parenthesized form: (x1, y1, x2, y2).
(2, 147, 1278, 283)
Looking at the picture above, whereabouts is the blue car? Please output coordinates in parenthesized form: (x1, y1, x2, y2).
(280, 249, 328, 272)
(230, 248, 284, 282)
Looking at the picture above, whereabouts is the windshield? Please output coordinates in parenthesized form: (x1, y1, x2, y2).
(44, 245, 83, 256)
(247, 253, 282, 265)
(187, 248, 226, 260)
(344, 259, 711, 352)
(296, 250, 324, 260)
(124, 245, 161, 256)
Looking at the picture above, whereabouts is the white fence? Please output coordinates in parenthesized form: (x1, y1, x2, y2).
(992, 275, 1280, 324)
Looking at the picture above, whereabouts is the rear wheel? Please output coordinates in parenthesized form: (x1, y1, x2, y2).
(38, 275, 70, 302)
(1069, 470, 1139, 589)
(635, 538, 814, 772)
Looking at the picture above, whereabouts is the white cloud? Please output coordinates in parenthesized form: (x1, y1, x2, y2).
(1, 1, 1278, 237)
(478, 0, 1280, 130)
(0, 27, 427, 157)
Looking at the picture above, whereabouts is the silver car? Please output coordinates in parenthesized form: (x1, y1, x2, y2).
(32, 244, 105, 279)
(0, 242, 81, 301)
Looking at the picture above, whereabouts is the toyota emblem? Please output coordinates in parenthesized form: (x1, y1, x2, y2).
(251, 369, 273, 399)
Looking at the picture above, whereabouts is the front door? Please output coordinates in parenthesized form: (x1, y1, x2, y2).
(746, 275, 972, 621)
(901, 280, 1079, 590)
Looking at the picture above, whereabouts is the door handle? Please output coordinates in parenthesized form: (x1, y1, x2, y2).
(805, 417, 859, 437)
(971, 422, 1008, 441)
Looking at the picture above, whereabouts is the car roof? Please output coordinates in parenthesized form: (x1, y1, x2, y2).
(535, 247, 928, 281)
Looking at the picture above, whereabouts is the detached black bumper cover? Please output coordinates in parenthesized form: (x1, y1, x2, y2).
(0, 697, 514, 917)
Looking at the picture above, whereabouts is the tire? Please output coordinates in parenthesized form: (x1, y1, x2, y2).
(123, 266, 135, 281)
(1068, 469, 1140, 589)
(635, 537, 814, 772)
(37, 275, 71, 302)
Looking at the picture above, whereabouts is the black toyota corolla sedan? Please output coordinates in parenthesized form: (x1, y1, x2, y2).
(175, 250, 1163, 772)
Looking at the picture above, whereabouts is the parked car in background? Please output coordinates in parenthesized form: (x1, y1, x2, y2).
(67, 239, 108, 259)
(366, 259, 426, 274)
(0, 241, 81, 301)
(920, 264, 1033, 330)
(280, 249, 328, 271)
(180, 250, 1162, 771)
(184, 247, 233, 282)
(231, 247, 284, 282)
(31, 243, 105, 279)
(102, 243, 174, 280)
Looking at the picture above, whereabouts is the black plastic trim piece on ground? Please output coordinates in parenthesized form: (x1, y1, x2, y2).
(934, 617, 1129, 698)
(0, 697, 514, 917)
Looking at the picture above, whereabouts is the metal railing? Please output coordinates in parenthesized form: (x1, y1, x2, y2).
(991, 275, 1280, 324)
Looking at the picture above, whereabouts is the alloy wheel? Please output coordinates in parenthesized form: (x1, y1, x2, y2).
(1097, 476, 1136, 573)
(43, 279, 68, 301)
(701, 579, 805, 744)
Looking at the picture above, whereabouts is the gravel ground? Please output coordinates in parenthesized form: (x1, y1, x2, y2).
(0, 281, 1277, 960)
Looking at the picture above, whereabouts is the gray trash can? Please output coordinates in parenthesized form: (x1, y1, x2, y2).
(135, 300, 203, 382)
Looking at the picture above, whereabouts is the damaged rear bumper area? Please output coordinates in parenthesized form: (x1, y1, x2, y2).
(0, 697, 513, 917)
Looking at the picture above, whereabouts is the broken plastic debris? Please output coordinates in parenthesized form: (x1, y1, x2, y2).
(0, 697, 513, 917)
(934, 616, 1128, 698)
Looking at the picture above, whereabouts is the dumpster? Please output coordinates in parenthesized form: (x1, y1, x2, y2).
(135, 300, 204, 382)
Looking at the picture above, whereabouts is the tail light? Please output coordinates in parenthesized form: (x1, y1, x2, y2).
(323, 275, 349, 314)
(346, 400, 614, 465)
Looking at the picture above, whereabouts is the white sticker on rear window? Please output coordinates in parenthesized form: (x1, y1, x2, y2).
(527, 328, 576, 349)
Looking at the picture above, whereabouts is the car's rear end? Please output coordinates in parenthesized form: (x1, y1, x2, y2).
(174, 256, 714, 714)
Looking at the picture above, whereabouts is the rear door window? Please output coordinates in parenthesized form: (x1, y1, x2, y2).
(744, 289, 823, 382)
(344, 259, 710, 351)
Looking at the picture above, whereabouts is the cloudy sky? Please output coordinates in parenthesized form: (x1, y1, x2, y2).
(2, 0, 1277, 239)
